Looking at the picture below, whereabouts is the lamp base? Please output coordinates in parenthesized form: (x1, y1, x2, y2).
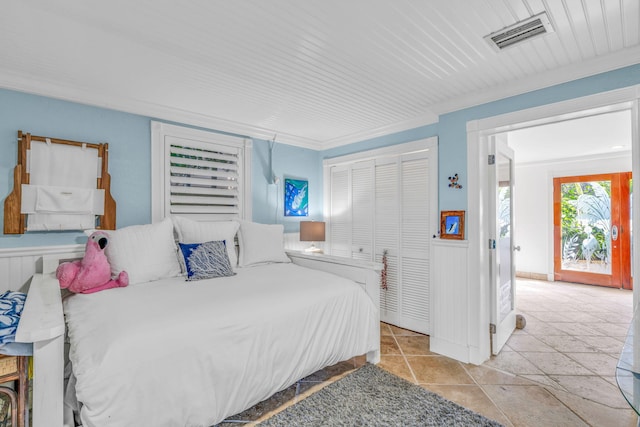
(304, 245, 324, 254)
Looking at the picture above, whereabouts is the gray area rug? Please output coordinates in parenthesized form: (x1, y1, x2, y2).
(259, 364, 503, 427)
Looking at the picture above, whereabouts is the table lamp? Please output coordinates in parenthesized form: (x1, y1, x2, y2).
(300, 221, 325, 253)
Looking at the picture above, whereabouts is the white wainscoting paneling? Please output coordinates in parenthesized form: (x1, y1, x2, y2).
(0, 245, 84, 292)
(430, 239, 470, 363)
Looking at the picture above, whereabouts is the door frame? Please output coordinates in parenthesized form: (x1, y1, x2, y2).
(466, 85, 640, 364)
(553, 172, 632, 289)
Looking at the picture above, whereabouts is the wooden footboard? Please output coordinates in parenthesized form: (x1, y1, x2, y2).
(286, 251, 382, 364)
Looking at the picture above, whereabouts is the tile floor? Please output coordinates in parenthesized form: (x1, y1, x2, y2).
(220, 279, 637, 426)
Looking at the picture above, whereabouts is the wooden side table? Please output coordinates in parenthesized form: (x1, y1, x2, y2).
(0, 355, 28, 427)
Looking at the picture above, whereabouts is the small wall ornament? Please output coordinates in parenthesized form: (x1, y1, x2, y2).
(448, 173, 462, 189)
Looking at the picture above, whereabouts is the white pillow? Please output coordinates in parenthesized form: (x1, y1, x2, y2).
(172, 216, 240, 267)
(238, 220, 290, 267)
(104, 218, 182, 285)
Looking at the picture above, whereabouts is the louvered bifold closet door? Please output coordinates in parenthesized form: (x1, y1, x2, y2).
(351, 161, 374, 261)
(166, 135, 241, 221)
(375, 159, 400, 324)
(399, 152, 431, 334)
(329, 165, 351, 257)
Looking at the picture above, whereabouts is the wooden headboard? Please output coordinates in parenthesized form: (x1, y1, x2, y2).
(3, 130, 116, 234)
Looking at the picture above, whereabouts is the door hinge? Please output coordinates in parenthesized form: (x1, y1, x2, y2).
(490, 323, 496, 334)
(488, 154, 495, 165)
(489, 239, 495, 249)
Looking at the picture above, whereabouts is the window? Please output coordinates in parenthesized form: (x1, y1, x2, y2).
(151, 122, 252, 222)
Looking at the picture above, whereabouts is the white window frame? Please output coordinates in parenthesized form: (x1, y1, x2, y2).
(151, 121, 252, 223)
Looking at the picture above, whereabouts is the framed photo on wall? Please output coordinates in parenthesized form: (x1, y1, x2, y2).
(440, 210, 465, 240)
(284, 178, 309, 217)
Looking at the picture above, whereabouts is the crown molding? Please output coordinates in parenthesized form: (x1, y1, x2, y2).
(320, 112, 439, 150)
(2, 46, 638, 152)
(431, 45, 640, 116)
(0, 69, 324, 151)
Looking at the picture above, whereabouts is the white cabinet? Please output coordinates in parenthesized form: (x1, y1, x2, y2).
(324, 138, 438, 334)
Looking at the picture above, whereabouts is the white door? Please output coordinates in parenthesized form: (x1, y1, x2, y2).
(374, 153, 432, 334)
(489, 136, 517, 354)
(328, 165, 350, 257)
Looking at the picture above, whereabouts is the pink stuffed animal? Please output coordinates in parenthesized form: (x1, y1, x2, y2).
(57, 231, 128, 294)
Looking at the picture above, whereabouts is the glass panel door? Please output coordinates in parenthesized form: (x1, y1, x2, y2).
(490, 137, 516, 354)
(554, 172, 632, 289)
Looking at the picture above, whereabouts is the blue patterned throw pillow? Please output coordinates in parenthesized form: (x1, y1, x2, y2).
(179, 240, 235, 281)
(0, 291, 26, 345)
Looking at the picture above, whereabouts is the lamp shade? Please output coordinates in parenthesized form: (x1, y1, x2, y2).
(300, 221, 325, 242)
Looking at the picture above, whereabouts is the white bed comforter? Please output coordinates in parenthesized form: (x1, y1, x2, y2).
(63, 263, 378, 427)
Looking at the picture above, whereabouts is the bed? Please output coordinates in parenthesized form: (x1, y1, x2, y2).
(15, 217, 381, 427)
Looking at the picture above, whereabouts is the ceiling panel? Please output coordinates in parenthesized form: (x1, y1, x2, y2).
(0, 0, 638, 148)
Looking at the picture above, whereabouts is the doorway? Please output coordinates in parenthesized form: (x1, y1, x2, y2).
(466, 88, 640, 364)
(553, 172, 632, 289)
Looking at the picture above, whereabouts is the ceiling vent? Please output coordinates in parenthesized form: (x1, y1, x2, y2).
(485, 12, 554, 50)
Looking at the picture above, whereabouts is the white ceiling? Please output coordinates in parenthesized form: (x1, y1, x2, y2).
(1, 1, 639, 149)
(507, 109, 632, 164)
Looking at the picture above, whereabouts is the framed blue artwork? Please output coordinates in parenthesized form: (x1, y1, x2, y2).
(440, 210, 465, 240)
(284, 178, 309, 217)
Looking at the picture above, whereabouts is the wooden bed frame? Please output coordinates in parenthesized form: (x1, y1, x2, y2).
(15, 250, 381, 427)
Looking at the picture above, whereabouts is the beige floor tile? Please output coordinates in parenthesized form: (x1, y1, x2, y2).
(380, 322, 392, 336)
(574, 335, 626, 353)
(482, 385, 588, 426)
(395, 335, 434, 355)
(518, 320, 569, 336)
(548, 374, 630, 408)
(586, 321, 631, 337)
(546, 386, 638, 427)
(505, 334, 556, 352)
(536, 335, 600, 353)
(483, 351, 545, 375)
(407, 355, 475, 385)
(463, 364, 534, 386)
(519, 374, 567, 390)
(519, 352, 594, 376)
(547, 321, 606, 337)
(564, 352, 619, 376)
(522, 311, 572, 322)
(422, 384, 512, 426)
(378, 355, 415, 383)
(380, 334, 401, 355)
(554, 310, 606, 323)
(589, 310, 633, 323)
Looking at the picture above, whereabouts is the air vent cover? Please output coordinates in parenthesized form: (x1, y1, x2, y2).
(485, 12, 554, 50)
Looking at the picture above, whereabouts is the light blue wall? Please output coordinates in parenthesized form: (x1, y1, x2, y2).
(0, 89, 321, 248)
(322, 63, 640, 211)
(252, 140, 323, 233)
(0, 90, 151, 248)
(2, 63, 639, 248)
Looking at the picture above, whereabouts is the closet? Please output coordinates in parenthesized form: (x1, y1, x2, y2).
(324, 138, 437, 334)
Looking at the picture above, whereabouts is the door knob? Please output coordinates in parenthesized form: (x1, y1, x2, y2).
(513, 245, 521, 252)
